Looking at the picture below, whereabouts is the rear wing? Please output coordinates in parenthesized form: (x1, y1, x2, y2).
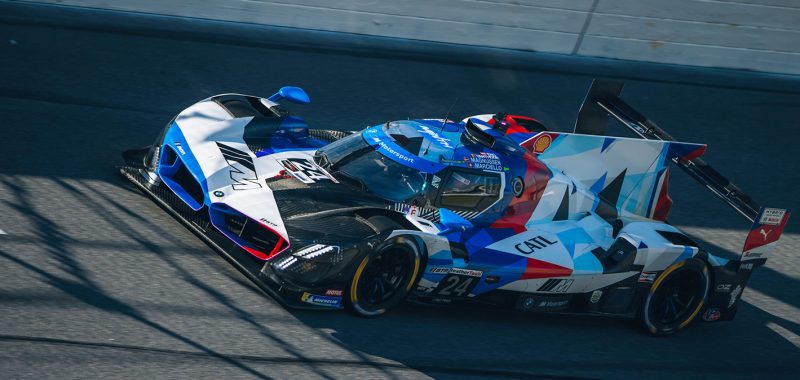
(573, 79, 790, 260)
(575, 79, 762, 222)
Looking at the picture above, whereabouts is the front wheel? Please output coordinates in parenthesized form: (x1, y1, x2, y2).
(347, 237, 422, 317)
(640, 258, 710, 336)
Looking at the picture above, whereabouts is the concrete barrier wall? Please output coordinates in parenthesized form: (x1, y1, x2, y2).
(21, 0, 800, 75)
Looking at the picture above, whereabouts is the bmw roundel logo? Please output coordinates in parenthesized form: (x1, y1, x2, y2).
(213, 191, 224, 197)
(522, 296, 535, 310)
(512, 177, 524, 197)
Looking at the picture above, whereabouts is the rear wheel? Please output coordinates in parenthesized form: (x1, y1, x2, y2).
(348, 237, 422, 317)
(640, 258, 710, 336)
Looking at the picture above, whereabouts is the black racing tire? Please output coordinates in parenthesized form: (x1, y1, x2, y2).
(347, 236, 423, 317)
(640, 258, 710, 336)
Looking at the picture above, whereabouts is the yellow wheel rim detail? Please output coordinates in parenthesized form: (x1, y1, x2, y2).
(678, 266, 709, 329)
(350, 255, 370, 304)
(647, 260, 709, 333)
(406, 256, 420, 292)
(650, 260, 686, 294)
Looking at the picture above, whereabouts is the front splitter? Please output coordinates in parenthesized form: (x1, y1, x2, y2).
(119, 166, 342, 311)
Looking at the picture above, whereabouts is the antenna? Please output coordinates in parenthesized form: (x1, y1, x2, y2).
(422, 97, 459, 156)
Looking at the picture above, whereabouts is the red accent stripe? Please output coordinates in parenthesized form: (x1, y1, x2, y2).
(520, 258, 573, 280)
(652, 169, 672, 221)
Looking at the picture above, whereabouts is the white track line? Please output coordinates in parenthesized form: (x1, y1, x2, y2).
(767, 322, 800, 349)
(0, 229, 6, 235)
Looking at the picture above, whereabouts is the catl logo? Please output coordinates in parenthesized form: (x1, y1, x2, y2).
(514, 235, 558, 254)
(216, 142, 261, 190)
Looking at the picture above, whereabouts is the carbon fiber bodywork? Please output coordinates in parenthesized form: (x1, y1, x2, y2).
(119, 163, 357, 310)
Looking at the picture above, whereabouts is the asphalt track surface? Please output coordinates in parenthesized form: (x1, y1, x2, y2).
(1, 3, 799, 380)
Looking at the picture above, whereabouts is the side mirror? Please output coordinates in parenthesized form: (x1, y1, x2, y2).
(268, 86, 311, 105)
(438, 208, 473, 234)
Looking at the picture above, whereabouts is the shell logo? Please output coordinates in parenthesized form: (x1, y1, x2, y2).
(533, 134, 552, 154)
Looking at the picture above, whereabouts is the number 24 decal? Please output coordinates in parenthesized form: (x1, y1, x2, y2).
(435, 275, 477, 297)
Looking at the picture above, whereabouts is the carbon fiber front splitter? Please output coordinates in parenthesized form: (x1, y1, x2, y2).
(119, 165, 344, 311)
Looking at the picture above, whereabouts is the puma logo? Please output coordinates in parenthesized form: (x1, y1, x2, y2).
(760, 228, 770, 240)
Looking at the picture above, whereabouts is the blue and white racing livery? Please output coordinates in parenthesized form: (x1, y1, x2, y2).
(121, 80, 790, 335)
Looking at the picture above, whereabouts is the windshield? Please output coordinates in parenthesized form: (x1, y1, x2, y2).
(338, 149, 427, 203)
(316, 132, 428, 202)
(316, 132, 370, 167)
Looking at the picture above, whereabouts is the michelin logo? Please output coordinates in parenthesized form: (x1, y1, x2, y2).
(301, 292, 342, 308)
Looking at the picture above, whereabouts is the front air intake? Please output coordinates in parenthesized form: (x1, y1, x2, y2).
(157, 145, 206, 210)
(209, 203, 288, 260)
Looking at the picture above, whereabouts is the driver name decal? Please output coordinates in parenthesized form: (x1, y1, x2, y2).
(418, 124, 453, 149)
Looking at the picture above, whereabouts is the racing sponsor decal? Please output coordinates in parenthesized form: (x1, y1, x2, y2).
(532, 134, 552, 154)
(638, 272, 657, 283)
(514, 236, 558, 255)
(325, 289, 343, 297)
(449, 268, 483, 277)
(174, 142, 187, 155)
(702, 307, 721, 322)
(418, 124, 453, 148)
(537, 299, 569, 308)
(428, 267, 483, 278)
(537, 278, 574, 293)
(378, 141, 414, 163)
(520, 296, 536, 310)
(280, 158, 338, 184)
(389, 203, 440, 222)
(428, 267, 450, 274)
(452, 172, 471, 186)
(464, 152, 502, 171)
(517, 295, 570, 311)
(742, 207, 790, 256)
(759, 208, 787, 225)
(715, 284, 732, 293)
(728, 285, 742, 308)
(590, 290, 603, 303)
(217, 142, 262, 190)
(301, 292, 342, 307)
(259, 218, 279, 228)
(431, 175, 441, 188)
(740, 262, 754, 271)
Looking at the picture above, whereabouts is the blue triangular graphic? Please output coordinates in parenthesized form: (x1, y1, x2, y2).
(590, 172, 607, 194)
(601, 137, 615, 153)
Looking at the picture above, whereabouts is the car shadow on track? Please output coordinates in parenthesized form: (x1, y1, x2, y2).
(291, 231, 800, 378)
(0, 176, 283, 379)
(291, 298, 800, 379)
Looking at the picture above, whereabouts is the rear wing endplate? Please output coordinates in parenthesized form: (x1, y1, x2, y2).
(574, 79, 762, 223)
